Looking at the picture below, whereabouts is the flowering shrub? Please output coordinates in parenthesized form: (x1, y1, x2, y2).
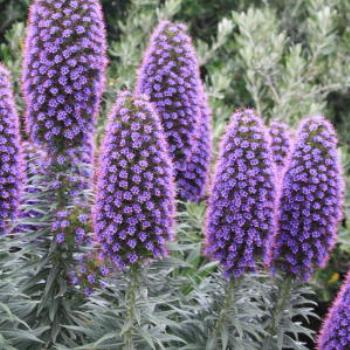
(0, 1, 348, 349)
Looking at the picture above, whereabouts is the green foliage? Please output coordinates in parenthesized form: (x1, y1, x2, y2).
(232, 1, 350, 124)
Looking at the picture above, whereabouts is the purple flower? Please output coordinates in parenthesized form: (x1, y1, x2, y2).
(56, 233, 65, 244)
(136, 21, 206, 200)
(0, 64, 24, 234)
(269, 121, 292, 169)
(317, 271, 350, 349)
(178, 85, 212, 202)
(94, 92, 175, 268)
(22, 0, 107, 157)
(268, 116, 344, 280)
(205, 109, 276, 278)
(87, 274, 96, 284)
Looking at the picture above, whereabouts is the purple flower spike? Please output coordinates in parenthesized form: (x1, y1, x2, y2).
(136, 21, 203, 199)
(269, 121, 292, 169)
(268, 116, 344, 281)
(22, 0, 107, 156)
(317, 270, 350, 349)
(205, 109, 276, 278)
(94, 92, 175, 269)
(178, 86, 212, 202)
(0, 64, 24, 234)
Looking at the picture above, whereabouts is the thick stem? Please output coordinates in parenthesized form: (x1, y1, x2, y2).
(263, 277, 293, 350)
(211, 278, 237, 347)
(42, 162, 74, 348)
(123, 267, 139, 350)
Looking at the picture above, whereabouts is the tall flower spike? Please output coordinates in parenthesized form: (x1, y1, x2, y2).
(22, 0, 107, 157)
(205, 109, 276, 278)
(268, 116, 343, 281)
(136, 21, 202, 198)
(94, 92, 175, 269)
(317, 270, 350, 349)
(269, 121, 292, 169)
(0, 64, 23, 233)
(178, 85, 212, 202)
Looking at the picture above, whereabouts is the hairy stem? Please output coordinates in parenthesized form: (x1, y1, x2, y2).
(263, 277, 293, 350)
(211, 278, 237, 347)
(123, 267, 139, 350)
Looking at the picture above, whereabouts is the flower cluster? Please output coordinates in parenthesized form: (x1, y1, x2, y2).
(268, 117, 343, 280)
(47, 143, 94, 198)
(51, 208, 90, 246)
(205, 109, 276, 278)
(178, 87, 212, 202)
(69, 249, 110, 296)
(22, 0, 107, 157)
(136, 21, 204, 199)
(0, 64, 23, 233)
(94, 92, 175, 269)
(269, 121, 292, 169)
(317, 270, 350, 350)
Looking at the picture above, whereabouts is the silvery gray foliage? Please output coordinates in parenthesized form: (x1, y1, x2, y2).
(54, 254, 191, 349)
(4, 144, 93, 349)
(0, 236, 46, 349)
(261, 276, 318, 350)
(0, 146, 52, 349)
(173, 272, 270, 350)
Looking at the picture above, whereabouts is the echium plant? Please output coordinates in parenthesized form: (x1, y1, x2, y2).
(18, 0, 107, 346)
(262, 116, 344, 350)
(205, 109, 276, 278)
(317, 270, 350, 350)
(136, 20, 210, 202)
(94, 91, 175, 269)
(0, 64, 23, 234)
(199, 109, 276, 348)
(93, 91, 176, 347)
(22, 0, 107, 238)
(268, 116, 343, 280)
(269, 121, 292, 170)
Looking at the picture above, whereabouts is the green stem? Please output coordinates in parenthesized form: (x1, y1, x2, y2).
(212, 278, 237, 347)
(41, 162, 72, 348)
(123, 267, 139, 350)
(263, 277, 293, 350)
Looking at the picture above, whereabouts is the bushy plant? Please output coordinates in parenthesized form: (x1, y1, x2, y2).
(0, 0, 349, 349)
